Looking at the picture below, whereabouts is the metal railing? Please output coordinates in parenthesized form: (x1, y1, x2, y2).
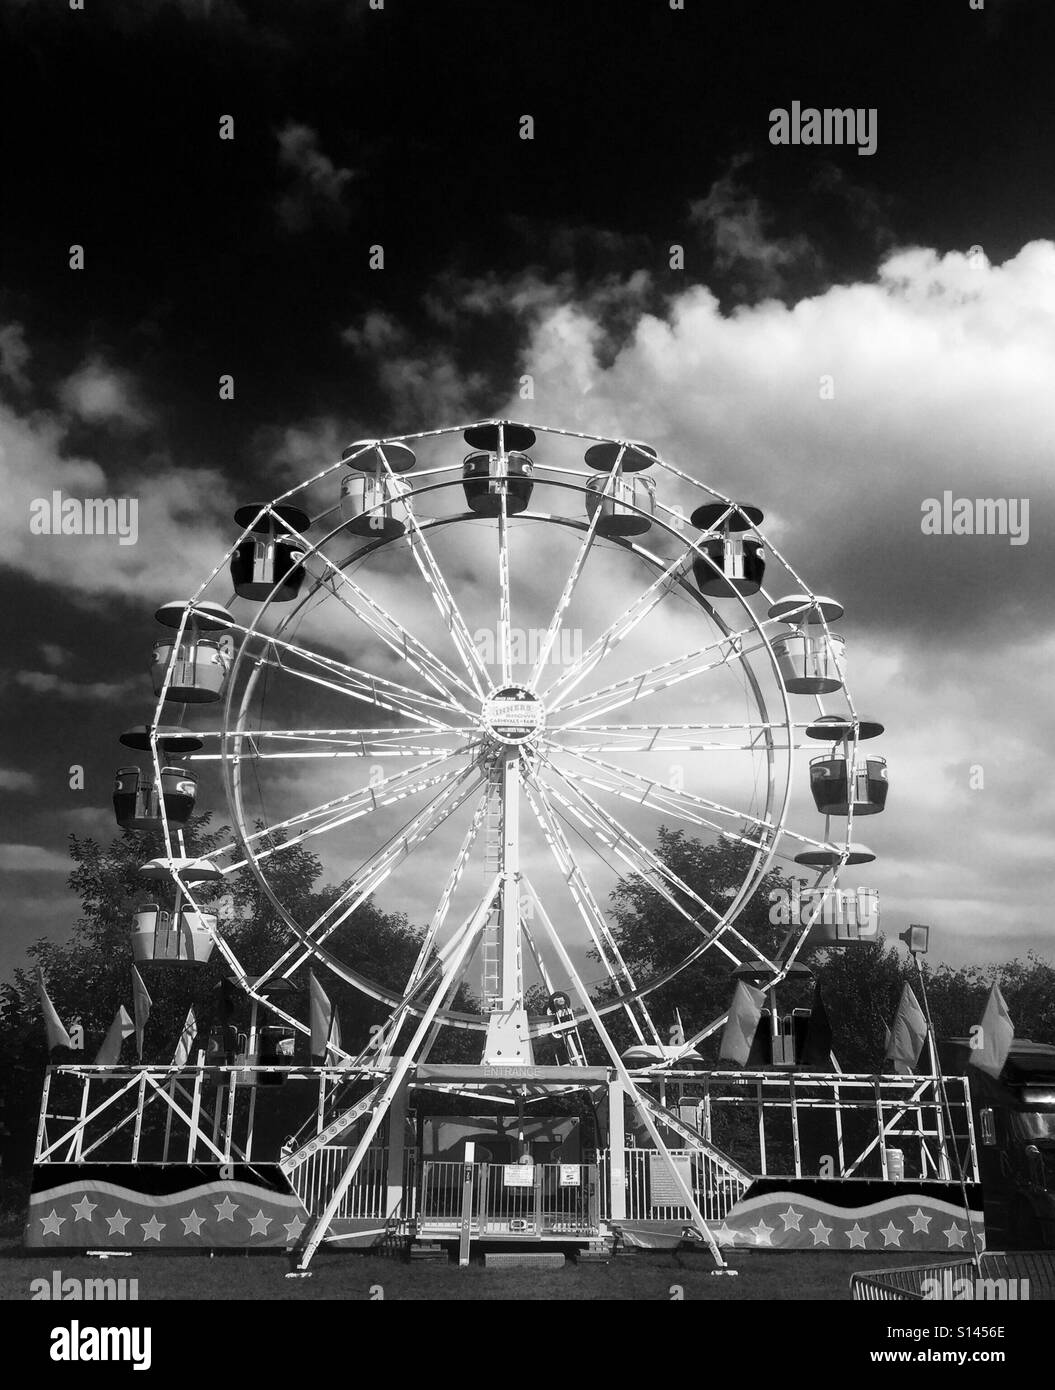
(418, 1160, 601, 1235)
(290, 1145, 417, 1220)
(599, 1148, 747, 1222)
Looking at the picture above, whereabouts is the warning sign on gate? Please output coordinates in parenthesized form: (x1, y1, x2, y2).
(559, 1165, 580, 1186)
(503, 1165, 534, 1187)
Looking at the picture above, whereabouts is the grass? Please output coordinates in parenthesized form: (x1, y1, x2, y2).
(1, 1240, 947, 1301)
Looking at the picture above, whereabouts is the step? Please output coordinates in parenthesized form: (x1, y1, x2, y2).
(484, 1252, 566, 1270)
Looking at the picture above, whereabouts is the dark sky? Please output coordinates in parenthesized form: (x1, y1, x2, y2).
(1, 0, 1053, 978)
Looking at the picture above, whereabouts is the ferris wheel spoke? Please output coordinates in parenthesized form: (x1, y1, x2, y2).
(548, 622, 769, 726)
(193, 727, 478, 762)
(497, 493, 513, 684)
(282, 511, 479, 709)
(540, 544, 694, 706)
(526, 461, 624, 690)
(367, 791, 491, 1064)
(551, 721, 793, 754)
(213, 753, 465, 868)
(276, 785, 490, 1008)
(254, 768, 485, 988)
(523, 778, 663, 1047)
(249, 626, 464, 726)
(539, 778, 742, 971)
(543, 741, 778, 844)
(374, 450, 492, 698)
(538, 760, 779, 971)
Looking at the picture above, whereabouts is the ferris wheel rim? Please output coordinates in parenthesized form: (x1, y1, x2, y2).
(210, 485, 807, 1033)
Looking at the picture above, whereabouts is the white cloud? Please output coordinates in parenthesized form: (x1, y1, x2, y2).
(0, 766, 37, 791)
(0, 843, 70, 873)
(14, 670, 141, 702)
(689, 165, 819, 291)
(0, 376, 236, 607)
(0, 321, 30, 389)
(39, 642, 71, 668)
(275, 123, 355, 233)
(445, 238, 1055, 967)
(59, 356, 152, 429)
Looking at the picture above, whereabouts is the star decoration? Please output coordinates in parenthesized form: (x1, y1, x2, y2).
(879, 1221, 903, 1247)
(105, 1210, 130, 1236)
(779, 1206, 803, 1232)
(749, 1218, 774, 1246)
(181, 1210, 206, 1236)
(71, 1195, 97, 1222)
(141, 1215, 165, 1242)
(247, 1209, 273, 1237)
(846, 1222, 869, 1249)
(283, 1214, 306, 1242)
(908, 1208, 932, 1234)
(713, 1221, 738, 1246)
(809, 1218, 832, 1246)
(214, 1196, 239, 1222)
(944, 1223, 967, 1248)
(40, 1209, 65, 1237)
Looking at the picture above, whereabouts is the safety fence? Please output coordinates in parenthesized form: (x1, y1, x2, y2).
(599, 1148, 748, 1222)
(418, 1160, 601, 1236)
(850, 1253, 1055, 1301)
(290, 1145, 417, 1221)
(290, 1146, 748, 1229)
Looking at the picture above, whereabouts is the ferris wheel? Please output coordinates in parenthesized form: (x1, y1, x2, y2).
(113, 419, 887, 1264)
(116, 418, 887, 1059)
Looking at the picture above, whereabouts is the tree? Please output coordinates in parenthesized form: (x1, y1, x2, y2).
(0, 814, 466, 1186)
(593, 827, 798, 1058)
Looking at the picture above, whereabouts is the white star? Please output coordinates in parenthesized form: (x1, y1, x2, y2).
(105, 1210, 130, 1236)
(809, 1218, 832, 1246)
(846, 1222, 869, 1249)
(779, 1205, 803, 1232)
(713, 1221, 738, 1246)
(908, 1207, 932, 1234)
(141, 1215, 165, 1242)
(71, 1196, 97, 1222)
(944, 1223, 967, 1248)
(283, 1214, 306, 1242)
(181, 1210, 206, 1236)
(214, 1196, 239, 1222)
(247, 1209, 273, 1237)
(749, 1218, 774, 1246)
(879, 1221, 903, 1247)
(40, 1209, 65, 1237)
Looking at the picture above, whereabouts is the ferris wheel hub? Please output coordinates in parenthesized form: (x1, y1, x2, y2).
(480, 685, 546, 747)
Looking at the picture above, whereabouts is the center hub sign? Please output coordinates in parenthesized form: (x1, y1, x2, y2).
(483, 686, 545, 744)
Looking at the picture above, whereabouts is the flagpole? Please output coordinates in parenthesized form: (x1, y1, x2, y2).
(905, 932, 984, 1270)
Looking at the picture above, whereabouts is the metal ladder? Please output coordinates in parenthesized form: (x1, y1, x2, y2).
(480, 765, 504, 1009)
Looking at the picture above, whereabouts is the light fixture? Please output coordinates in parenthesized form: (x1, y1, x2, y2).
(900, 923, 930, 955)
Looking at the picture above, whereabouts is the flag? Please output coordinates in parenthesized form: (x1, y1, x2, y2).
(131, 965, 152, 1060)
(801, 983, 834, 1069)
(969, 984, 1014, 1079)
(718, 982, 765, 1066)
(326, 1008, 342, 1066)
(885, 984, 928, 1074)
(95, 1006, 134, 1065)
(309, 971, 336, 1059)
(36, 968, 72, 1051)
(171, 1006, 198, 1068)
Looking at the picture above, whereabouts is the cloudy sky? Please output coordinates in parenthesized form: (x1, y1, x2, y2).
(1, 0, 1053, 986)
